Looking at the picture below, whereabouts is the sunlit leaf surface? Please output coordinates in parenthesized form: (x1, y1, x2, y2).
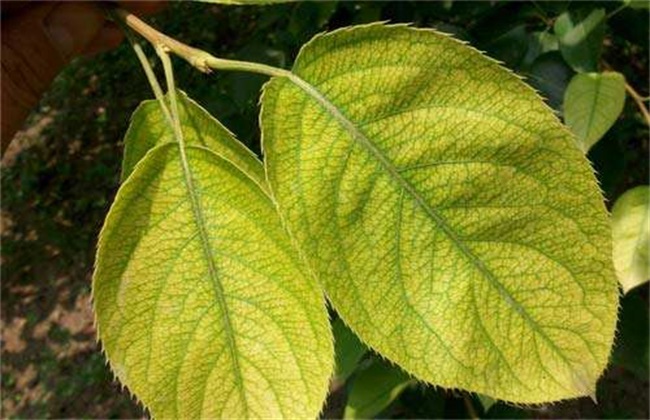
(121, 90, 264, 188)
(94, 104, 332, 418)
(261, 23, 619, 403)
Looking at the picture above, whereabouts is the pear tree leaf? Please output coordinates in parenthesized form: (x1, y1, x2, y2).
(121, 90, 264, 188)
(94, 133, 333, 416)
(611, 185, 650, 293)
(526, 51, 575, 112)
(554, 8, 606, 73)
(333, 318, 368, 383)
(563, 72, 626, 152)
(521, 30, 559, 70)
(261, 23, 619, 403)
(343, 358, 412, 419)
(623, 0, 650, 10)
(482, 25, 529, 70)
(477, 394, 496, 413)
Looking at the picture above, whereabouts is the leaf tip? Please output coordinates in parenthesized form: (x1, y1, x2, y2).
(570, 367, 599, 401)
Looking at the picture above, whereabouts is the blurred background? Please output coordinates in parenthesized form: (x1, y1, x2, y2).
(1, 1, 648, 418)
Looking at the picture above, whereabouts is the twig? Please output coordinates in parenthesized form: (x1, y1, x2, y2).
(113, 7, 213, 73)
(112, 7, 290, 79)
(625, 82, 650, 126)
(463, 394, 479, 420)
(106, 7, 174, 130)
(530, 0, 553, 27)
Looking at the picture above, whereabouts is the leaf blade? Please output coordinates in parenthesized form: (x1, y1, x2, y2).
(261, 23, 619, 404)
(333, 318, 367, 383)
(121, 90, 265, 188)
(554, 8, 606, 73)
(94, 142, 332, 418)
(563, 72, 626, 151)
(343, 358, 412, 419)
(612, 185, 650, 293)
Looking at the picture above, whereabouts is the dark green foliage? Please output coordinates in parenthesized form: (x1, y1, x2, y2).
(613, 293, 649, 380)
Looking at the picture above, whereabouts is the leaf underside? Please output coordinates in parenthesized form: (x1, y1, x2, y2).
(261, 23, 618, 404)
(611, 185, 650, 294)
(121, 90, 265, 188)
(333, 318, 367, 383)
(554, 9, 605, 73)
(563, 72, 626, 152)
(94, 117, 332, 416)
(344, 358, 411, 419)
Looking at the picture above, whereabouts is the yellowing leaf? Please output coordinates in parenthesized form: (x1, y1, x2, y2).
(261, 24, 619, 403)
(612, 186, 650, 294)
(121, 90, 264, 188)
(94, 139, 332, 417)
(343, 358, 412, 419)
(563, 72, 626, 152)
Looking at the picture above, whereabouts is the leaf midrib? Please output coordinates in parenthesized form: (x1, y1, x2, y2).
(175, 143, 249, 416)
(287, 73, 573, 368)
(584, 74, 602, 145)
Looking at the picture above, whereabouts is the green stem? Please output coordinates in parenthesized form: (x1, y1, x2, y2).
(107, 7, 174, 130)
(156, 48, 186, 147)
(530, 1, 553, 27)
(132, 43, 166, 106)
(205, 56, 290, 78)
(133, 43, 175, 126)
(603, 60, 650, 127)
(625, 82, 650, 126)
(113, 7, 292, 79)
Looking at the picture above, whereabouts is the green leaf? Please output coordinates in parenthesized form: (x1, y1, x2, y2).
(343, 358, 412, 419)
(482, 25, 530, 69)
(526, 51, 575, 111)
(521, 31, 559, 69)
(93, 141, 333, 417)
(563, 72, 626, 152)
(479, 25, 558, 72)
(624, 0, 650, 10)
(477, 394, 496, 413)
(261, 23, 619, 403)
(611, 185, 650, 293)
(554, 8, 606, 73)
(121, 91, 264, 188)
(333, 318, 367, 383)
